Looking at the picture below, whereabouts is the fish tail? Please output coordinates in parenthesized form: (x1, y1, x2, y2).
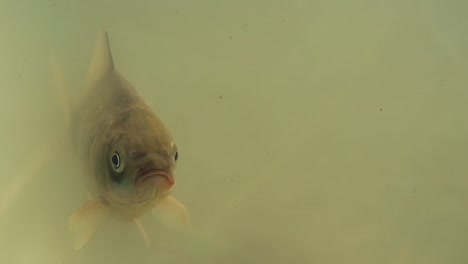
(49, 54, 72, 130)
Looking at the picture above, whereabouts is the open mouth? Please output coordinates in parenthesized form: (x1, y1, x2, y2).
(135, 168, 174, 188)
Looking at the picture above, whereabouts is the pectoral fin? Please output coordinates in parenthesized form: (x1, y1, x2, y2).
(134, 218, 150, 247)
(68, 198, 110, 250)
(153, 195, 192, 233)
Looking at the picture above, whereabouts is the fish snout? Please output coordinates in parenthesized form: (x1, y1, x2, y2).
(135, 168, 174, 191)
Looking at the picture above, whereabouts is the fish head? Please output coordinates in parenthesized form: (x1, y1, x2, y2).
(93, 108, 178, 207)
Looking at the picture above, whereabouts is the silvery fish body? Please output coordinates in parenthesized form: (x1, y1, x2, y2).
(52, 30, 190, 250)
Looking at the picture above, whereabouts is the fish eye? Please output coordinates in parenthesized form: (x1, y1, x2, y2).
(112, 153, 119, 167)
(110, 151, 124, 172)
(174, 151, 178, 161)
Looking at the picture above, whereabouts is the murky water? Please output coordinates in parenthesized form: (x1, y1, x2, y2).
(1, 1, 467, 263)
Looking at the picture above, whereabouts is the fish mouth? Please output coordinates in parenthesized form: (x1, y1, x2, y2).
(135, 169, 174, 189)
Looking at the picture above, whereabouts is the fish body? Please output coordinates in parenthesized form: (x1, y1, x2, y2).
(53, 30, 190, 250)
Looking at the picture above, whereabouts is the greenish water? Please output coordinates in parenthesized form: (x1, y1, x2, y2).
(1, 1, 467, 263)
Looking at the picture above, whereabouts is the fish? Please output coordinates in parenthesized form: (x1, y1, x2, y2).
(51, 30, 191, 250)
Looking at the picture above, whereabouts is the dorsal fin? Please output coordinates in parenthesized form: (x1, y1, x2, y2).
(86, 30, 115, 85)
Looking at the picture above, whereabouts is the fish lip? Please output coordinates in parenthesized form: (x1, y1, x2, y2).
(135, 168, 174, 187)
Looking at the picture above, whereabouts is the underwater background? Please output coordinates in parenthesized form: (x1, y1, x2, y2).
(0, 0, 467, 263)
